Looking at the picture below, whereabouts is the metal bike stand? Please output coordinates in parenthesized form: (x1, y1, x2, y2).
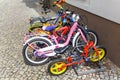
(72, 61, 106, 76)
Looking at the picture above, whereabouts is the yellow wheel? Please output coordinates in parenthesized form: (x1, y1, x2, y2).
(90, 46, 106, 62)
(48, 59, 67, 75)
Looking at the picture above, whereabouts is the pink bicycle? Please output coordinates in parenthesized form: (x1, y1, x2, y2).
(22, 13, 98, 66)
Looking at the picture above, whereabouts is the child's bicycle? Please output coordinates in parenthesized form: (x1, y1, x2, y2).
(28, 0, 65, 32)
(22, 13, 99, 66)
(25, 0, 72, 42)
(24, 9, 73, 43)
(47, 41, 107, 75)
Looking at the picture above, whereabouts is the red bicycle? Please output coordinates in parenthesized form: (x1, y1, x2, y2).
(47, 41, 106, 75)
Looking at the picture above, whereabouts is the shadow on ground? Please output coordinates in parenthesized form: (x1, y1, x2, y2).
(22, 0, 43, 14)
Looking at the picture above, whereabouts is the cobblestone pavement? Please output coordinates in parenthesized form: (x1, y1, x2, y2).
(0, 0, 120, 80)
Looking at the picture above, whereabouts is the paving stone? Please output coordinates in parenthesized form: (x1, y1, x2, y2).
(14, 78, 19, 80)
(104, 76, 110, 80)
(110, 76, 114, 79)
(78, 76, 82, 79)
(0, 78, 6, 80)
(99, 74, 105, 79)
(19, 71, 24, 75)
(82, 75, 87, 80)
(97, 78, 101, 80)
(113, 77, 118, 80)
(92, 73, 96, 77)
(91, 78, 96, 80)
(3, 78, 9, 80)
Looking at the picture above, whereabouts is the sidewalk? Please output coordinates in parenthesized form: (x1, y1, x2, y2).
(0, 0, 120, 80)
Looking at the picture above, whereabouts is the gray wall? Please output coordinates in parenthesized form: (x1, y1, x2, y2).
(50, 0, 120, 67)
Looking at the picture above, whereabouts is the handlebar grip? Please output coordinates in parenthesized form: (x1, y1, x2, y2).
(53, 0, 65, 9)
(54, 0, 65, 5)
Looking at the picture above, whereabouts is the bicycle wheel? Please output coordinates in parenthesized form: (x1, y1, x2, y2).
(87, 30, 98, 46)
(48, 59, 68, 76)
(89, 46, 107, 62)
(75, 30, 98, 53)
(22, 38, 52, 66)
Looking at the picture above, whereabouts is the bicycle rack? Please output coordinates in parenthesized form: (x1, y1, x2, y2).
(72, 61, 106, 76)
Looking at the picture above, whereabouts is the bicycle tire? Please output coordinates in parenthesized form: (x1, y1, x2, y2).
(89, 46, 107, 62)
(48, 59, 68, 76)
(75, 29, 98, 53)
(22, 38, 52, 66)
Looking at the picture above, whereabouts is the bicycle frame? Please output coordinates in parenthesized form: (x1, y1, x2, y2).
(29, 22, 88, 56)
(57, 41, 99, 70)
(24, 24, 70, 43)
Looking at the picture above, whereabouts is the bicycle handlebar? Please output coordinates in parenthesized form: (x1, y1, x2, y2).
(54, 0, 65, 5)
(53, 0, 65, 9)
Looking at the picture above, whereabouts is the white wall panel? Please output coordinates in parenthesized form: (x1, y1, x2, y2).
(66, 0, 120, 24)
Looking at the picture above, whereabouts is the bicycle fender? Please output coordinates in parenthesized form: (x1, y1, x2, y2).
(24, 36, 53, 46)
(72, 32, 80, 47)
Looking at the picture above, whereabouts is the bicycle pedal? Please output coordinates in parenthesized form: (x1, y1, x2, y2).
(56, 54, 62, 58)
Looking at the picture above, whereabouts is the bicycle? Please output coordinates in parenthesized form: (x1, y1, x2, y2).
(28, 0, 65, 32)
(22, 12, 98, 66)
(47, 41, 107, 75)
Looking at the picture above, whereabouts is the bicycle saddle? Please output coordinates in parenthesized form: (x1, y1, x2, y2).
(39, 17, 57, 23)
(42, 25, 57, 32)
